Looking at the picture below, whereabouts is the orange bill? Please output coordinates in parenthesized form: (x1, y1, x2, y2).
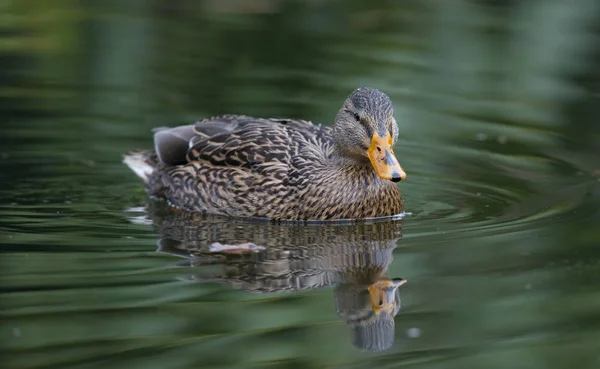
(367, 278, 407, 315)
(367, 132, 406, 182)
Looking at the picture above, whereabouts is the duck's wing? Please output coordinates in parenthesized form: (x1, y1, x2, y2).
(185, 115, 334, 175)
(152, 115, 256, 166)
(151, 115, 334, 217)
(153, 125, 196, 166)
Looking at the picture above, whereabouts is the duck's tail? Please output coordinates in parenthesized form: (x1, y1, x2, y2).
(124, 149, 172, 200)
(124, 125, 196, 197)
(123, 150, 158, 184)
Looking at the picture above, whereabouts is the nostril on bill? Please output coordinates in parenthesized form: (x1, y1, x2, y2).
(383, 152, 396, 166)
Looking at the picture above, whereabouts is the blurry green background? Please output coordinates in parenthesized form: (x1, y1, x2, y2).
(1, 0, 599, 368)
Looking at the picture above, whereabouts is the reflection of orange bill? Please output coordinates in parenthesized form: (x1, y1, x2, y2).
(368, 278, 407, 315)
(367, 132, 406, 182)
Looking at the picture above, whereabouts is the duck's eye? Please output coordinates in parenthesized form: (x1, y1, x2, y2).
(353, 112, 361, 121)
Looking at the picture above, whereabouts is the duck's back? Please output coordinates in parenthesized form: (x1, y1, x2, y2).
(125, 115, 343, 220)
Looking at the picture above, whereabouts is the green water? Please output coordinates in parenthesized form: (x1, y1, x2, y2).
(1, 1, 600, 368)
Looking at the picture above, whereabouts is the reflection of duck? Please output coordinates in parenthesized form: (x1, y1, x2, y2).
(123, 87, 406, 221)
(139, 203, 407, 352)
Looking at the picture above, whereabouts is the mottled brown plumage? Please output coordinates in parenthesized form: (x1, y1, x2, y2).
(124, 87, 406, 221)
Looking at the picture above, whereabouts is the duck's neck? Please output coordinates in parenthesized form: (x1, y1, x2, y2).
(331, 148, 367, 167)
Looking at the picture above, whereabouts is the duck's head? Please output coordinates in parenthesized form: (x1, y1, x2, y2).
(333, 87, 406, 182)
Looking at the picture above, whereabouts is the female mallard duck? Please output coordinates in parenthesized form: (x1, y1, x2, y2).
(124, 87, 407, 221)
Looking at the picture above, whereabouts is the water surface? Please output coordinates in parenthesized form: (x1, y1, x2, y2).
(1, 1, 600, 368)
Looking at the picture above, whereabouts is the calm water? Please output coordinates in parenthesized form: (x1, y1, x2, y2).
(1, 1, 600, 368)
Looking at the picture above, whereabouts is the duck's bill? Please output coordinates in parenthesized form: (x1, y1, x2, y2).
(367, 132, 406, 182)
(367, 278, 407, 314)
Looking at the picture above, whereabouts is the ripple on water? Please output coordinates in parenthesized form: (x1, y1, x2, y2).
(396, 138, 593, 241)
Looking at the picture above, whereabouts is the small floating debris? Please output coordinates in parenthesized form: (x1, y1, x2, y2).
(407, 327, 421, 338)
(209, 242, 265, 253)
(128, 216, 152, 225)
(125, 206, 147, 213)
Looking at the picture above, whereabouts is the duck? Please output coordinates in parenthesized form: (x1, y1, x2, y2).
(123, 87, 407, 221)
